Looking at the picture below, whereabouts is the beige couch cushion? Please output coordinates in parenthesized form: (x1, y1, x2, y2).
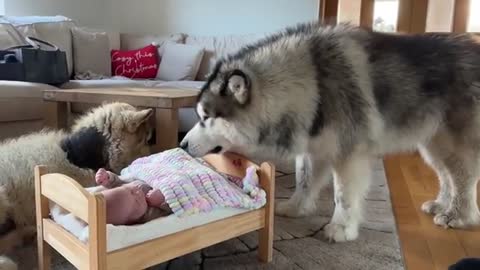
(185, 34, 265, 80)
(71, 27, 111, 76)
(0, 23, 25, 49)
(15, 24, 37, 39)
(0, 81, 56, 98)
(120, 33, 185, 56)
(157, 43, 204, 81)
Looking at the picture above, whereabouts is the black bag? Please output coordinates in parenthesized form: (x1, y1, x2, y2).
(0, 36, 69, 85)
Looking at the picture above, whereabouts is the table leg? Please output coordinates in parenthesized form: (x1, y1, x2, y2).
(153, 108, 179, 152)
(43, 101, 68, 130)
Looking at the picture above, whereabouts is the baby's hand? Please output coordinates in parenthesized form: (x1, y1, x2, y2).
(146, 189, 166, 208)
(95, 168, 115, 188)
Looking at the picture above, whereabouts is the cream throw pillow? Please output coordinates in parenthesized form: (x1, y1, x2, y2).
(71, 27, 111, 77)
(157, 43, 204, 81)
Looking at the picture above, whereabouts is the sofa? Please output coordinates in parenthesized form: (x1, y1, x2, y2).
(0, 16, 265, 141)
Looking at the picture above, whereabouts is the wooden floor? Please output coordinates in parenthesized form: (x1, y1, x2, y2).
(384, 153, 480, 270)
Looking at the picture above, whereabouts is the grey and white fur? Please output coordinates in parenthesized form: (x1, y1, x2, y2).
(180, 21, 480, 242)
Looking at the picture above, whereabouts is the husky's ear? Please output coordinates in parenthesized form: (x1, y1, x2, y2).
(227, 69, 251, 105)
(124, 108, 153, 132)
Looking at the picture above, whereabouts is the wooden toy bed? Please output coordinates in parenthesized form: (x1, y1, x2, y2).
(34, 153, 275, 270)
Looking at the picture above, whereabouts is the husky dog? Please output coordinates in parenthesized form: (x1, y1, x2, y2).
(0, 102, 153, 269)
(180, 22, 480, 242)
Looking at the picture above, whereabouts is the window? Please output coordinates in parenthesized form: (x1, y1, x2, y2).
(467, 0, 480, 32)
(373, 0, 399, 32)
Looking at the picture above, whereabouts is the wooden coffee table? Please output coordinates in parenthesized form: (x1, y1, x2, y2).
(43, 88, 199, 152)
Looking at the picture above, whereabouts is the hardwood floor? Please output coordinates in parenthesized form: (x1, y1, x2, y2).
(384, 153, 480, 270)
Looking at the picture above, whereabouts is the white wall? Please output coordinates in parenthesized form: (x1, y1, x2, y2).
(426, 0, 454, 32)
(104, 0, 319, 35)
(0, 0, 5, 15)
(4, 0, 106, 28)
(4, 0, 319, 35)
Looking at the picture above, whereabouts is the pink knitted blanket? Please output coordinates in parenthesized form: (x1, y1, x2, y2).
(120, 148, 266, 217)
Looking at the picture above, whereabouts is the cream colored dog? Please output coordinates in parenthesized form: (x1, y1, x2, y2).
(0, 102, 154, 269)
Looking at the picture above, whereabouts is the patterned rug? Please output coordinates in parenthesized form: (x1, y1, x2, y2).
(9, 159, 404, 270)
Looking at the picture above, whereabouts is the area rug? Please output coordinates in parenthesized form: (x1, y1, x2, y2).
(9, 158, 404, 270)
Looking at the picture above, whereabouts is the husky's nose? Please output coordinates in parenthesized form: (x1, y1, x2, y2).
(179, 141, 188, 150)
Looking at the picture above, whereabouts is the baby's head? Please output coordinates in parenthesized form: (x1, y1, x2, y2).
(102, 181, 149, 225)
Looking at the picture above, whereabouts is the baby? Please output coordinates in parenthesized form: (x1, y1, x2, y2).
(51, 148, 266, 245)
(95, 148, 265, 219)
(95, 169, 172, 225)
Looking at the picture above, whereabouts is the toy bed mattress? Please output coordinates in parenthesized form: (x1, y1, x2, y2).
(53, 207, 250, 252)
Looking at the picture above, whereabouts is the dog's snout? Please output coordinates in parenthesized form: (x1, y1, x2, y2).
(180, 140, 188, 150)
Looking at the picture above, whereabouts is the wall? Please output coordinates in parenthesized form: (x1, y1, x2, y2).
(425, 0, 454, 32)
(0, 0, 4, 15)
(4, 0, 106, 28)
(104, 0, 319, 35)
(4, 0, 319, 35)
(338, 0, 361, 25)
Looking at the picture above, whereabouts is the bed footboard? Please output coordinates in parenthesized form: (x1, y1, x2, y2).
(34, 165, 107, 270)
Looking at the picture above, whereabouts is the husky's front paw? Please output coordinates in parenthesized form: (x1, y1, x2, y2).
(434, 209, 480, 228)
(422, 200, 447, 215)
(323, 222, 359, 242)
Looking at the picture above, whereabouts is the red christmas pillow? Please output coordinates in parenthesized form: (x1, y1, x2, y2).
(111, 44, 159, 78)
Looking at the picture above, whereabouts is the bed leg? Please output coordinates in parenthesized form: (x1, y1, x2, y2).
(258, 162, 275, 263)
(89, 194, 107, 270)
(35, 166, 51, 270)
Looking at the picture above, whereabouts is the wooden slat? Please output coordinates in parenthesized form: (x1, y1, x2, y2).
(410, 0, 429, 33)
(452, 0, 470, 33)
(43, 219, 89, 270)
(320, 0, 339, 24)
(107, 209, 265, 270)
(397, 0, 413, 32)
(397, 0, 429, 33)
(258, 162, 275, 262)
(35, 166, 51, 270)
(43, 101, 68, 130)
(88, 194, 107, 270)
(41, 173, 90, 222)
(360, 0, 374, 28)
